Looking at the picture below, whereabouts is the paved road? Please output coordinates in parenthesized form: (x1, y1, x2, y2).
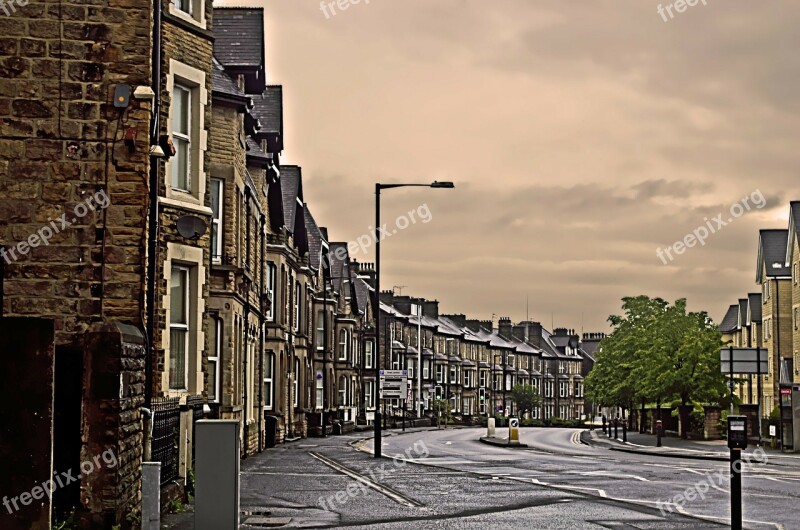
(361, 427, 796, 529)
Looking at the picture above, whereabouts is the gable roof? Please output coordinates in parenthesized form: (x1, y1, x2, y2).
(328, 242, 350, 295)
(304, 206, 323, 271)
(213, 8, 265, 69)
(719, 304, 739, 333)
(786, 201, 800, 265)
(211, 57, 251, 110)
(737, 298, 748, 329)
(757, 229, 791, 283)
(351, 274, 371, 316)
(747, 293, 762, 323)
(251, 86, 282, 134)
(279, 165, 302, 232)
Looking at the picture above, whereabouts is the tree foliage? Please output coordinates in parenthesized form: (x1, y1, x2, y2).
(511, 383, 542, 417)
(585, 295, 726, 436)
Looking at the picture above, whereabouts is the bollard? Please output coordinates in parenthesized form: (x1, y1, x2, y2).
(487, 417, 496, 438)
(622, 421, 627, 443)
(614, 419, 618, 440)
(602, 416, 607, 435)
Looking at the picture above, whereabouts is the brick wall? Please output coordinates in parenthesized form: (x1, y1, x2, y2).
(0, 1, 152, 526)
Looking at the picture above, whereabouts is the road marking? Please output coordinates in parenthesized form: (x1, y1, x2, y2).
(308, 452, 423, 508)
(571, 470, 649, 482)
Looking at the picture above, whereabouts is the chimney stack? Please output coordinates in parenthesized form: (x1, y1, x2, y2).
(498, 317, 513, 338)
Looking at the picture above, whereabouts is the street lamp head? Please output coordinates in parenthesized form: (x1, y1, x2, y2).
(430, 181, 454, 189)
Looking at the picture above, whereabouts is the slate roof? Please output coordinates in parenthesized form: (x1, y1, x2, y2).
(328, 242, 350, 295)
(304, 206, 323, 271)
(250, 86, 283, 135)
(580, 340, 601, 357)
(757, 229, 790, 281)
(719, 304, 739, 333)
(786, 201, 800, 264)
(738, 298, 748, 329)
(245, 137, 272, 166)
(352, 276, 372, 316)
(279, 165, 301, 232)
(211, 57, 247, 100)
(747, 293, 762, 323)
(213, 8, 265, 68)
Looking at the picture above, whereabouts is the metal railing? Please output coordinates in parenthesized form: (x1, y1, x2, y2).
(152, 397, 181, 485)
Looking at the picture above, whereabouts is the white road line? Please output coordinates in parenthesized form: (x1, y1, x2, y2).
(308, 452, 423, 508)
(573, 470, 649, 482)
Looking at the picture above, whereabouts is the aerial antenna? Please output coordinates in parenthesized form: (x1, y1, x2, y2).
(526, 296, 529, 322)
(392, 285, 407, 295)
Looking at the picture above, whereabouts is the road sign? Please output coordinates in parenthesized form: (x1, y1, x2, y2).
(316, 371, 323, 381)
(379, 370, 408, 399)
(720, 348, 768, 375)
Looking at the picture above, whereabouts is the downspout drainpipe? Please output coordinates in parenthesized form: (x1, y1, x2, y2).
(243, 188, 252, 455)
(259, 214, 265, 451)
(145, 0, 162, 413)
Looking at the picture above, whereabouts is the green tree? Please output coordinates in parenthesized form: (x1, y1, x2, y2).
(511, 383, 542, 418)
(585, 296, 726, 438)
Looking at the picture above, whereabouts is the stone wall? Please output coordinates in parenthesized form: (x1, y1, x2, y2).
(0, 1, 153, 526)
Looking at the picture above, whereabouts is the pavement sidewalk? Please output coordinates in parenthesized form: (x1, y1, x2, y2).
(581, 428, 793, 463)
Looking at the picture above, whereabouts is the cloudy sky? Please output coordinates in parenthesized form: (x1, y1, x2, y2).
(218, 0, 798, 332)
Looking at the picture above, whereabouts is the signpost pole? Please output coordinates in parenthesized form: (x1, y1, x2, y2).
(729, 346, 735, 416)
(728, 416, 746, 530)
(757, 346, 762, 447)
(731, 447, 742, 530)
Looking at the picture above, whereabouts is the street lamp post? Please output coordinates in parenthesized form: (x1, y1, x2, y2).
(374, 180, 453, 458)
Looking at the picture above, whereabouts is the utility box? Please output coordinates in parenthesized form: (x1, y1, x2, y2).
(195, 420, 240, 530)
(779, 384, 800, 452)
(727, 416, 748, 450)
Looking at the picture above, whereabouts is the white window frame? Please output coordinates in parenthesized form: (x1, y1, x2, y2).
(207, 316, 221, 403)
(338, 375, 348, 406)
(293, 358, 300, 408)
(171, 83, 191, 193)
(316, 309, 325, 350)
(264, 352, 274, 410)
(169, 265, 190, 390)
(365, 341, 374, 369)
(210, 178, 223, 262)
(164, 60, 209, 213)
(315, 371, 324, 410)
(169, 0, 207, 30)
(365, 381, 375, 410)
(294, 281, 301, 332)
(266, 263, 276, 321)
(338, 329, 348, 361)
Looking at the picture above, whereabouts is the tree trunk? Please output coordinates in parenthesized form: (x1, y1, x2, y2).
(640, 397, 646, 433)
(680, 395, 689, 440)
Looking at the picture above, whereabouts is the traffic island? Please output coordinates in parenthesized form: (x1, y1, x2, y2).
(480, 418, 528, 447)
(479, 435, 528, 448)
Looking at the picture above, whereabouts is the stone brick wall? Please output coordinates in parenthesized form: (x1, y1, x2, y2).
(0, 1, 152, 527)
(0, 0, 152, 344)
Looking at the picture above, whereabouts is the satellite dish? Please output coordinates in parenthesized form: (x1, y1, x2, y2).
(175, 215, 207, 240)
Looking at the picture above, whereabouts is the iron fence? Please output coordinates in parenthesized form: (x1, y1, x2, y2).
(152, 397, 180, 485)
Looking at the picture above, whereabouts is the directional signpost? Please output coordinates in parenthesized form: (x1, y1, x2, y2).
(720, 346, 768, 446)
(379, 369, 408, 399)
